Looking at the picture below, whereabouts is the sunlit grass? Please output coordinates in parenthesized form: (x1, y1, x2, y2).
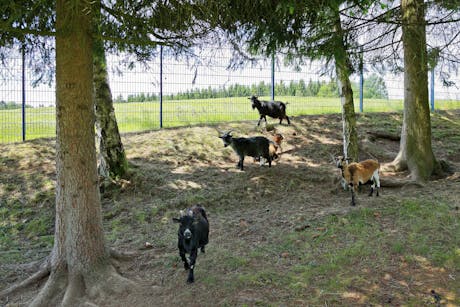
(1, 96, 459, 143)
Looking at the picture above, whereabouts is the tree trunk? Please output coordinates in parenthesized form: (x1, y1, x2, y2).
(390, 0, 438, 182)
(30, 1, 134, 306)
(93, 37, 128, 179)
(333, 12, 359, 162)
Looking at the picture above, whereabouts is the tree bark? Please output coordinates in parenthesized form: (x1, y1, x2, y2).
(333, 11, 359, 162)
(93, 36, 128, 179)
(389, 0, 438, 182)
(29, 1, 134, 306)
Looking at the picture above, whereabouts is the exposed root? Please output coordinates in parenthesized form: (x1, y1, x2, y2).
(446, 172, 460, 181)
(27, 264, 137, 307)
(366, 131, 400, 141)
(61, 274, 85, 307)
(86, 265, 137, 300)
(109, 248, 139, 260)
(381, 159, 407, 173)
(3, 249, 139, 307)
(29, 268, 68, 307)
(379, 177, 424, 188)
(0, 262, 50, 299)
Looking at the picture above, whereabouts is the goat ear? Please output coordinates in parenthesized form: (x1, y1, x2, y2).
(172, 217, 181, 223)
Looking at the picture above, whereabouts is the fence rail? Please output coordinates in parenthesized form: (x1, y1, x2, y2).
(1, 46, 459, 143)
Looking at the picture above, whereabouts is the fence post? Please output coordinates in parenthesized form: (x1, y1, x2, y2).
(159, 45, 163, 128)
(359, 50, 363, 113)
(271, 53, 275, 101)
(21, 45, 26, 141)
(430, 67, 435, 112)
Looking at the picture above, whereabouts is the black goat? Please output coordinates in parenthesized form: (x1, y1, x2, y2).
(249, 95, 290, 126)
(219, 130, 272, 170)
(172, 205, 209, 283)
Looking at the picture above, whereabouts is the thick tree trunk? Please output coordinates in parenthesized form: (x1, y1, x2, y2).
(390, 0, 438, 182)
(93, 37, 128, 179)
(333, 12, 359, 162)
(30, 1, 134, 306)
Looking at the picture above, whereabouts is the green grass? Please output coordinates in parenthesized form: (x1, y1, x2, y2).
(2, 96, 459, 143)
(254, 199, 460, 305)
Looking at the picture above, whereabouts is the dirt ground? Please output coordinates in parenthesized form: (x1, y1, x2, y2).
(1, 111, 459, 306)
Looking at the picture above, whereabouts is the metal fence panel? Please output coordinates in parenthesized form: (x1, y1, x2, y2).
(1, 46, 459, 144)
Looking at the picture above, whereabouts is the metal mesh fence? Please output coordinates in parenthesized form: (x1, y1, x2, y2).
(1, 46, 459, 143)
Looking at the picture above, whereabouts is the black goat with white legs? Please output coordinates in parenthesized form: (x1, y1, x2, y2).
(249, 95, 290, 126)
(219, 130, 272, 170)
(173, 205, 209, 283)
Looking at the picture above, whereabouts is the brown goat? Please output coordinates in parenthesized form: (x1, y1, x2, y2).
(335, 156, 380, 206)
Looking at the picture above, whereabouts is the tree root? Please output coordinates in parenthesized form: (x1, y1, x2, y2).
(28, 263, 137, 307)
(366, 131, 401, 141)
(2, 251, 138, 307)
(0, 264, 51, 298)
(109, 248, 139, 260)
(379, 177, 424, 188)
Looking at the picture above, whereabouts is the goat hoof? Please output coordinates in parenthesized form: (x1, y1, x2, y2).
(187, 277, 194, 283)
(201, 247, 205, 253)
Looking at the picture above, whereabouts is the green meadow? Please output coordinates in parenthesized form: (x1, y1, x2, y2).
(1, 96, 459, 143)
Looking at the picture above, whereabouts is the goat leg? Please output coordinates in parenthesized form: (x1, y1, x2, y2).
(257, 116, 264, 126)
(238, 156, 245, 170)
(187, 249, 198, 283)
(368, 181, 375, 197)
(350, 187, 356, 206)
(179, 249, 189, 270)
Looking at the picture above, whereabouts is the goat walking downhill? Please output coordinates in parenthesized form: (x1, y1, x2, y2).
(335, 156, 380, 206)
(173, 205, 209, 283)
(219, 130, 272, 170)
(249, 95, 290, 126)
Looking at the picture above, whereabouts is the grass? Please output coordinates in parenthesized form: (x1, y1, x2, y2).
(1, 96, 459, 143)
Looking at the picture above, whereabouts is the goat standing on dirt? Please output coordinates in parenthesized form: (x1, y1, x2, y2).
(249, 95, 290, 126)
(335, 156, 380, 206)
(173, 205, 209, 283)
(219, 130, 272, 170)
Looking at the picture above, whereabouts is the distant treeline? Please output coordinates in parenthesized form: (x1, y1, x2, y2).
(0, 101, 33, 110)
(114, 74, 388, 103)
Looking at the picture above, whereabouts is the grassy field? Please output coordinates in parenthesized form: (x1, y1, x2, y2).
(1, 96, 459, 143)
(1, 111, 459, 306)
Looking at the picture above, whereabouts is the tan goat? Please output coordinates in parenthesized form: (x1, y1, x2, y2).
(335, 156, 380, 206)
